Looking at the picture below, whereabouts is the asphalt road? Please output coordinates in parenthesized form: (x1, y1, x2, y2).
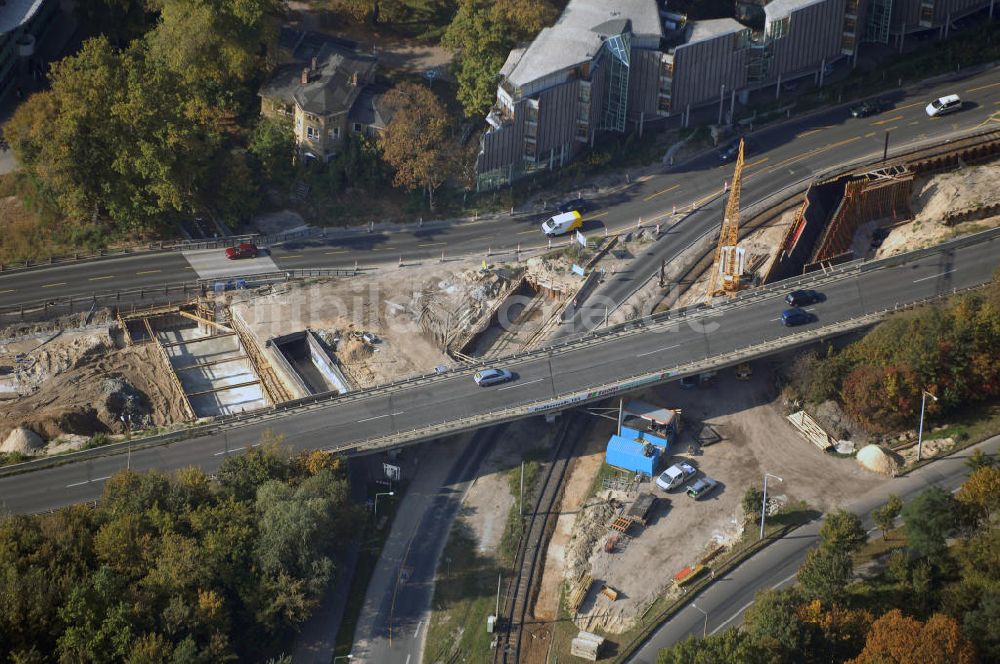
(3, 66, 1000, 310)
(626, 435, 1000, 663)
(0, 234, 995, 514)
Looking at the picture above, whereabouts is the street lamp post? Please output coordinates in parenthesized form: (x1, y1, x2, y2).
(917, 390, 939, 461)
(760, 473, 784, 540)
(374, 491, 395, 519)
(691, 602, 708, 638)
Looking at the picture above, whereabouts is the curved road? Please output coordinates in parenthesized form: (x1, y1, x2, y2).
(627, 435, 1000, 662)
(0, 233, 996, 515)
(2, 66, 1000, 310)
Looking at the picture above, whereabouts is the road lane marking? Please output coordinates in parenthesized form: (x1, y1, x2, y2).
(893, 101, 924, 112)
(872, 115, 903, 125)
(795, 127, 827, 138)
(214, 442, 262, 456)
(66, 475, 112, 488)
(405, 655, 411, 664)
(0, 289, 15, 294)
(864, 131, 876, 138)
(418, 242, 447, 247)
(325, 250, 349, 255)
(771, 572, 798, 589)
(909, 121, 920, 125)
(282, 254, 303, 259)
(414, 620, 422, 637)
(636, 344, 681, 358)
(967, 81, 1000, 93)
(498, 378, 544, 391)
(913, 268, 957, 283)
(357, 411, 405, 423)
(744, 157, 769, 170)
(517, 228, 538, 235)
(881, 125, 899, 132)
(709, 600, 755, 635)
(644, 184, 679, 202)
(583, 211, 608, 221)
(135, 269, 161, 275)
(88, 275, 114, 281)
(41, 282, 67, 288)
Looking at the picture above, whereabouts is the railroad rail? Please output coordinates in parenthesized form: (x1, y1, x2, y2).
(493, 413, 587, 663)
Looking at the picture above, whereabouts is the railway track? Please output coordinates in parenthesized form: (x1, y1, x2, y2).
(493, 412, 587, 664)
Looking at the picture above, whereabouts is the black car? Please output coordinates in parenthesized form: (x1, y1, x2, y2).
(557, 198, 591, 214)
(718, 136, 756, 162)
(850, 99, 889, 118)
(784, 289, 823, 307)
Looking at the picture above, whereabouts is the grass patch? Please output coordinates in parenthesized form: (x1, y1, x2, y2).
(423, 524, 499, 663)
(853, 525, 908, 568)
(498, 449, 546, 564)
(899, 400, 1000, 474)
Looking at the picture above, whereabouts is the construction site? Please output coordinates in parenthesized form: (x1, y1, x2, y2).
(0, 255, 589, 458)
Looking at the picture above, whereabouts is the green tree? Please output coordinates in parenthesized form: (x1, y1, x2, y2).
(798, 546, 853, 605)
(248, 117, 296, 185)
(963, 591, 1000, 662)
(216, 439, 291, 501)
(742, 485, 764, 525)
(442, 0, 511, 117)
(742, 587, 815, 661)
(379, 82, 456, 209)
(819, 509, 867, 555)
(872, 494, 903, 541)
(956, 465, 1000, 525)
(965, 448, 996, 472)
(657, 629, 771, 664)
(902, 487, 959, 560)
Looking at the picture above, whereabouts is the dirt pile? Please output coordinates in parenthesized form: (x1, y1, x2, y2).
(563, 498, 616, 586)
(1, 426, 45, 454)
(0, 343, 189, 446)
(877, 161, 1000, 256)
(856, 444, 902, 475)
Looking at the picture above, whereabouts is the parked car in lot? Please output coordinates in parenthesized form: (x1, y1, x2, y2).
(225, 242, 258, 260)
(656, 462, 698, 491)
(784, 289, 823, 307)
(781, 307, 815, 327)
(850, 99, 889, 118)
(473, 368, 513, 387)
(926, 94, 962, 117)
(686, 476, 719, 500)
(557, 198, 591, 214)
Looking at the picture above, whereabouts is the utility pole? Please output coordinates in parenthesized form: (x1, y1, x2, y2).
(916, 390, 938, 460)
(520, 461, 525, 516)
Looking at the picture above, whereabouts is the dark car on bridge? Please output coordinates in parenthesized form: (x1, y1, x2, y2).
(718, 137, 754, 162)
(557, 198, 592, 214)
(225, 242, 258, 260)
(784, 289, 823, 307)
(850, 99, 889, 118)
(781, 308, 815, 327)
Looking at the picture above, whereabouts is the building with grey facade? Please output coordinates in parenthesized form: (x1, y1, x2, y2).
(476, 0, 666, 190)
(0, 0, 58, 101)
(477, 0, 995, 189)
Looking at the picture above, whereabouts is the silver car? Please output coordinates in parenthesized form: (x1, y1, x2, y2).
(473, 368, 513, 387)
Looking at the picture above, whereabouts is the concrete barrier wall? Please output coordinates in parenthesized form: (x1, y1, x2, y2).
(306, 330, 351, 394)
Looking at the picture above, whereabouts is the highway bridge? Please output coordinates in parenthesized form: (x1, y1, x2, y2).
(0, 227, 996, 514)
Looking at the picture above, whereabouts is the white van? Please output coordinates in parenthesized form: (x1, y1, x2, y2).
(541, 210, 582, 237)
(925, 94, 961, 117)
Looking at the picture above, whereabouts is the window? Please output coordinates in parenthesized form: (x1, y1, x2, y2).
(919, 5, 934, 24)
(768, 16, 790, 40)
(352, 122, 362, 133)
(329, 126, 341, 139)
(843, 16, 856, 33)
(525, 106, 538, 124)
(306, 126, 317, 140)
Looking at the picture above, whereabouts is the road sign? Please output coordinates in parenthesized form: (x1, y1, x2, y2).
(424, 68, 439, 81)
(575, 230, 587, 247)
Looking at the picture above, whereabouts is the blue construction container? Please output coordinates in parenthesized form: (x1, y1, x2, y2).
(605, 435, 660, 477)
(619, 426, 669, 453)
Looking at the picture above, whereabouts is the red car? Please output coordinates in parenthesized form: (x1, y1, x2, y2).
(225, 242, 258, 260)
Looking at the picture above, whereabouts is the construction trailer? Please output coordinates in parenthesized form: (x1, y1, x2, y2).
(623, 399, 681, 438)
(605, 432, 665, 477)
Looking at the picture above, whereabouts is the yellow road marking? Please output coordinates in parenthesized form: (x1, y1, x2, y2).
(881, 125, 899, 132)
(967, 81, 1000, 93)
(517, 228, 538, 235)
(872, 115, 903, 125)
(795, 127, 826, 138)
(418, 242, 446, 247)
(744, 156, 769, 170)
(864, 131, 876, 138)
(643, 184, 679, 202)
(282, 254, 303, 258)
(88, 275, 114, 281)
(41, 282, 67, 288)
(583, 211, 608, 221)
(135, 270, 161, 275)
(893, 101, 924, 111)
(909, 120, 920, 125)
(0, 289, 15, 294)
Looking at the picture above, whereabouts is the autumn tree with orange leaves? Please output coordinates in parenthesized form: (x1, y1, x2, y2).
(848, 609, 977, 664)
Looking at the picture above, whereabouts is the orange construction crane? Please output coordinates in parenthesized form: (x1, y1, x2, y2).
(707, 138, 747, 300)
